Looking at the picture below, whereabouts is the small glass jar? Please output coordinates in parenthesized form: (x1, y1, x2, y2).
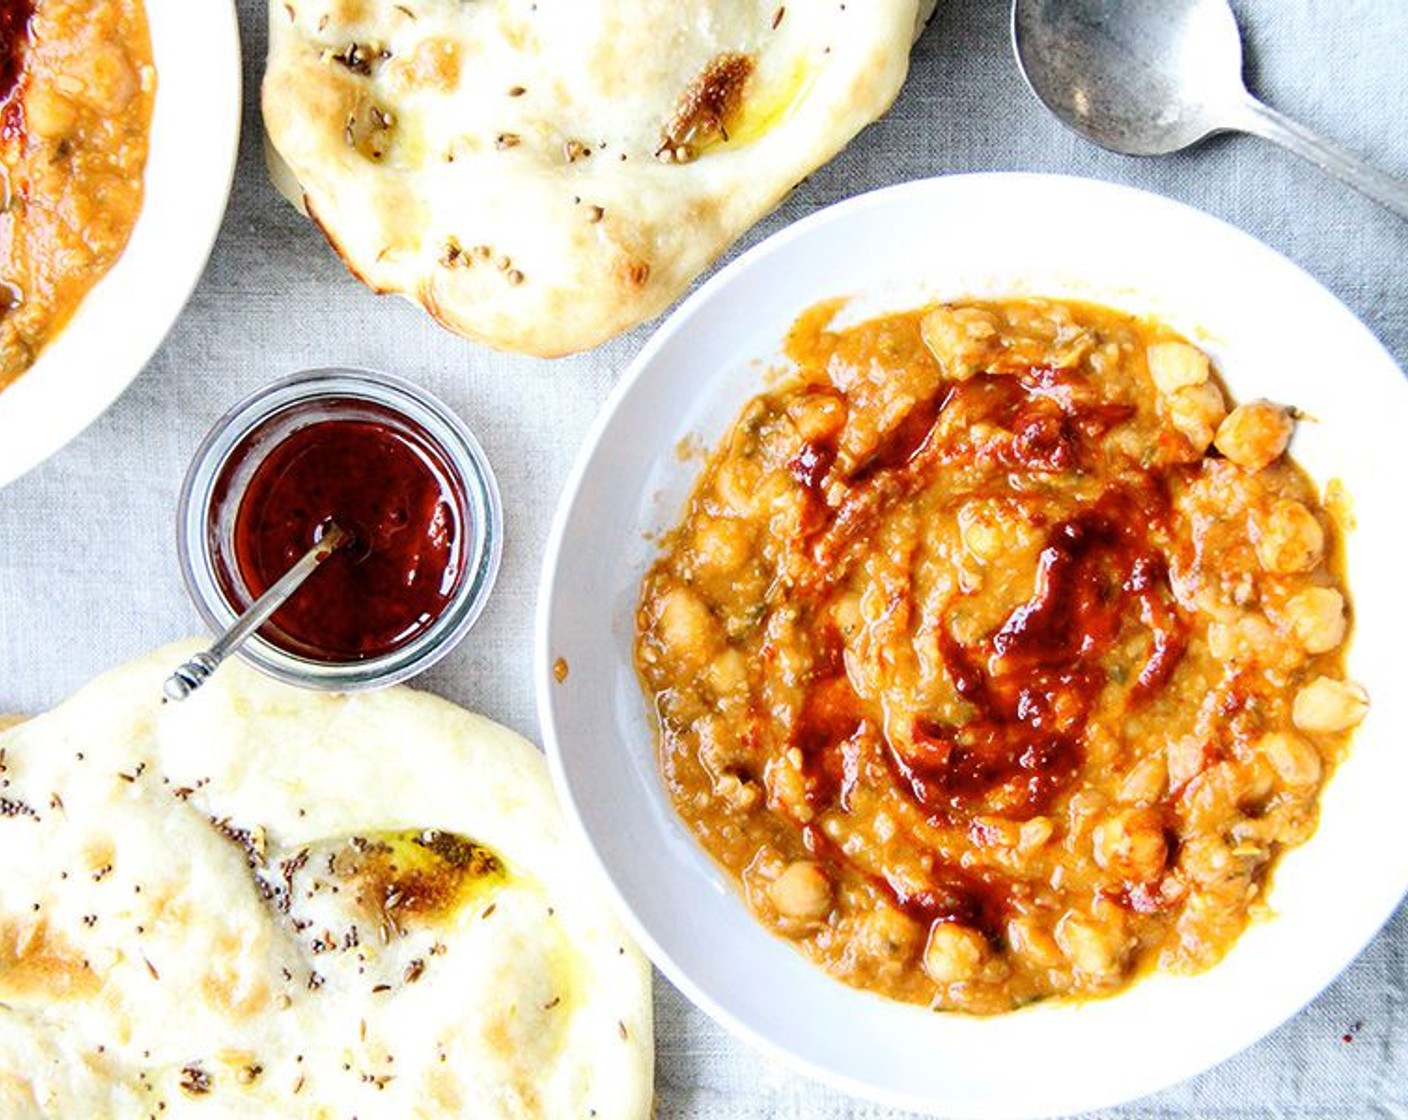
(177, 367, 502, 690)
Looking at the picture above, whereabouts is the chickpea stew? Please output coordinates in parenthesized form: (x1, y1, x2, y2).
(0, 0, 154, 389)
(635, 297, 1366, 1014)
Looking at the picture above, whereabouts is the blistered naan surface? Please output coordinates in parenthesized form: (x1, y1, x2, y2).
(264, 0, 934, 355)
(0, 644, 652, 1118)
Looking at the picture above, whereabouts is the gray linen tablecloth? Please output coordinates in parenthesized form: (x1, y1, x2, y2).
(2, 1, 1405, 1115)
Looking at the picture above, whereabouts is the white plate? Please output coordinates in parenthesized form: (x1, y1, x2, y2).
(0, 0, 241, 487)
(537, 173, 1408, 1117)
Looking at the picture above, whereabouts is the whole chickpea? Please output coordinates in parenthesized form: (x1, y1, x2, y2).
(1167, 380, 1227, 455)
(1256, 731, 1323, 788)
(1214, 400, 1294, 471)
(1251, 499, 1325, 574)
(655, 586, 719, 668)
(1292, 677, 1369, 734)
(1005, 916, 1063, 969)
(1280, 587, 1347, 655)
(1146, 341, 1211, 394)
(922, 922, 989, 983)
(1055, 912, 1128, 979)
(691, 516, 752, 576)
(24, 88, 77, 139)
(767, 861, 833, 921)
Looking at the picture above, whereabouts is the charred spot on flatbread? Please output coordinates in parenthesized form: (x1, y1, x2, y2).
(657, 52, 756, 160)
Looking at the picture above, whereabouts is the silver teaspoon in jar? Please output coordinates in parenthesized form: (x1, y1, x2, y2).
(1012, 0, 1408, 220)
(163, 522, 348, 701)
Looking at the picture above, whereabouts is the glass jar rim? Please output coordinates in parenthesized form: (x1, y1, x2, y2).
(176, 367, 502, 690)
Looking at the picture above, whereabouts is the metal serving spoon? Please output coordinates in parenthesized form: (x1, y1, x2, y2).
(163, 522, 347, 701)
(1012, 0, 1408, 220)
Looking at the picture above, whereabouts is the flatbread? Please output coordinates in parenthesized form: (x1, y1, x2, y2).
(0, 644, 652, 1118)
(264, 0, 936, 356)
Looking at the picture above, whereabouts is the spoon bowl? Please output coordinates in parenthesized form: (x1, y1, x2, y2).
(1011, 0, 1408, 218)
(1013, 0, 1244, 156)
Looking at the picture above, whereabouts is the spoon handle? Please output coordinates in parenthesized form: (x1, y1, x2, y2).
(1236, 96, 1408, 221)
(163, 523, 346, 701)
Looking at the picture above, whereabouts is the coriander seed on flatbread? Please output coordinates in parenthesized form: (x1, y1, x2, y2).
(0, 644, 652, 1118)
(263, 0, 937, 356)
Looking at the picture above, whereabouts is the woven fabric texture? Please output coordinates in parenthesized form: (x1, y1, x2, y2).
(1, 1, 1404, 1115)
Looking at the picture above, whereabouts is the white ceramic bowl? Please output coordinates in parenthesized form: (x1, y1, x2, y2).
(537, 173, 1408, 1117)
(0, 0, 241, 487)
